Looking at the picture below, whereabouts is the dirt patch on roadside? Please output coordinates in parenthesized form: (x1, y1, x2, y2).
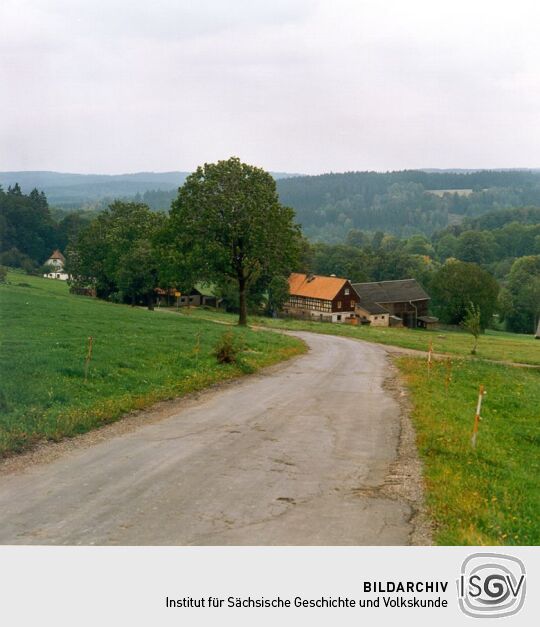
(380, 360, 433, 545)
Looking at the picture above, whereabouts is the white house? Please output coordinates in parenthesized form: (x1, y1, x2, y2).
(43, 249, 69, 281)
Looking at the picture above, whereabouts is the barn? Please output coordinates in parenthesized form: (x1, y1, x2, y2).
(351, 279, 434, 329)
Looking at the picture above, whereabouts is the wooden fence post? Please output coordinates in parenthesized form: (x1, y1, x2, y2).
(445, 358, 452, 392)
(471, 384, 485, 448)
(84, 336, 93, 382)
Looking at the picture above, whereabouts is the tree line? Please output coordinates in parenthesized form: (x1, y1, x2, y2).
(306, 210, 539, 333)
(2, 162, 538, 333)
(276, 170, 540, 241)
(0, 184, 91, 272)
(67, 158, 300, 325)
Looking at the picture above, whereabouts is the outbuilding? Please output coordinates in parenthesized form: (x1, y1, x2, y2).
(351, 279, 432, 329)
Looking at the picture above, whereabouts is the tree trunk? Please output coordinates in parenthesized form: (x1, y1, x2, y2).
(147, 291, 154, 311)
(238, 276, 247, 326)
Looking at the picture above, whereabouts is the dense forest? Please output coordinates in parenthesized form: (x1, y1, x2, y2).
(0, 184, 91, 271)
(276, 170, 540, 241)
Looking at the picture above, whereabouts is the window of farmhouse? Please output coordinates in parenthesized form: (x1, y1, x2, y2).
(337, 301, 342, 309)
(344, 288, 350, 295)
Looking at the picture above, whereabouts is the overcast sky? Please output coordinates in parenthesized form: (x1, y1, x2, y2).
(1, 0, 540, 174)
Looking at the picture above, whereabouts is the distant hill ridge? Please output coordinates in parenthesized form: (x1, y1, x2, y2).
(2, 169, 540, 240)
(0, 170, 302, 208)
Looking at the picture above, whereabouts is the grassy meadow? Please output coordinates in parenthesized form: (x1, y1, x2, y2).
(0, 272, 305, 457)
(175, 307, 540, 366)
(396, 356, 540, 545)
(1, 276, 538, 546)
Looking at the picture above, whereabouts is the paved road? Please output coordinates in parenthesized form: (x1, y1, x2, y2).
(0, 332, 413, 545)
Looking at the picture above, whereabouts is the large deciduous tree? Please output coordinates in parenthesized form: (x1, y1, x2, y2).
(169, 157, 301, 325)
(430, 260, 499, 328)
(503, 255, 540, 333)
(68, 201, 165, 307)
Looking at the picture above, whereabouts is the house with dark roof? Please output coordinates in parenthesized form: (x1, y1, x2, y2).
(284, 273, 357, 323)
(351, 279, 433, 329)
(178, 284, 221, 308)
(154, 283, 222, 308)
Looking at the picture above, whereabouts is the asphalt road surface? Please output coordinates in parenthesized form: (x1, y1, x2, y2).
(0, 332, 414, 545)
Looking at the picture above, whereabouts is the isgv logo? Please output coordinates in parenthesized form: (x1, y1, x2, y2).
(457, 553, 526, 618)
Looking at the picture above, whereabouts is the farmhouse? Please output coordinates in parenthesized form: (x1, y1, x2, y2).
(43, 249, 69, 281)
(178, 284, 221, 308)
(351, 279, 433, 329)
(284, 273, 356, 323)
(154, 284, 222, 308)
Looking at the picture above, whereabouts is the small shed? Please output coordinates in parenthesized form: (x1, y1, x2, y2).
(177, 284, 221, 307)
(355, 301, 390, 327)
(417, 315, 439, 330)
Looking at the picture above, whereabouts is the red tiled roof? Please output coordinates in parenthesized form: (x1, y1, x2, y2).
(288, 272, 348, 301)
(49, 249, 65, 262)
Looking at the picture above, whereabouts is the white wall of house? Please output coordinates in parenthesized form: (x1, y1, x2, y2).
(285, 307, 355, 323)
(330, 312, 355, 323)
(368, 313, 389, 327)
(355, 306, 389, 327)
(44, 271, 69, 281)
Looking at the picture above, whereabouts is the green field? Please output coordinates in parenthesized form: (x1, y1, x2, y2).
(174, 307, 540, 366)
(396, 356, 540, 545)
(0, 273, 305, 457)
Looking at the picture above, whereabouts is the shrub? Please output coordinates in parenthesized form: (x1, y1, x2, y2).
(213, 330, 242, 364)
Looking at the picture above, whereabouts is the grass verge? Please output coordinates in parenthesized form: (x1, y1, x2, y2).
(395, 355, 540, 545)
(173, 307, 540, 366)
(0, 273, 306, 457)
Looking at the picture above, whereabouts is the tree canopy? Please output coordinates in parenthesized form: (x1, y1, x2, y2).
(168, 157, 301, 325)
(68, 201, 165, 306)
(430, 261, 499, 328)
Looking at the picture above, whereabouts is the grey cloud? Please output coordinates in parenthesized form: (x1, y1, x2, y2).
(1, 0, 539, 174)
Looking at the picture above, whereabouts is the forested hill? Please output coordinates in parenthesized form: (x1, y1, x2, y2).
(0, 171, 189, 207)
(275, 170, 540, 242)
(0, 170, 301, 209)
(3, 168, 540, 242)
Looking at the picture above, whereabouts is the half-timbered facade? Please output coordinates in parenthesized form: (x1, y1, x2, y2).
(284, 273, 356, 323)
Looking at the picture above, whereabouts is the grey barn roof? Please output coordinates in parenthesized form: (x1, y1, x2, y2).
(356, 301, 389, 315)
(351, 279, 430, 305)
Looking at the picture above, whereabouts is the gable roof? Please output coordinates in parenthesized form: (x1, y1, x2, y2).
(194, 282, 217, 297)
(356, 301, 389, 315)
(49, 249, 65, 262)
(351, 279, 429, 304)
(288, 272, 348, 301)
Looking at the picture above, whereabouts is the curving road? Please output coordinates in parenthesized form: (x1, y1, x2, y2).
(0, 332, 416, 545)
